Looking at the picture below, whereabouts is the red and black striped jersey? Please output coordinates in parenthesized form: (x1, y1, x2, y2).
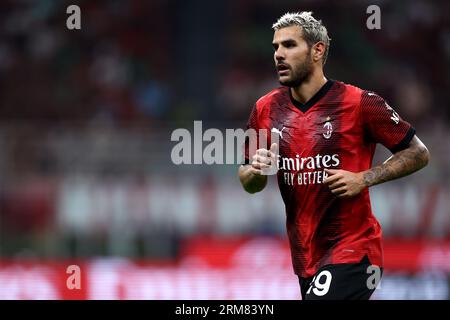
(244, 79, 415, 277)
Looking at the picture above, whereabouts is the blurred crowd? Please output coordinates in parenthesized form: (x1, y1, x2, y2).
(0, 0, 449, 258)
(0, 1, 448, 124)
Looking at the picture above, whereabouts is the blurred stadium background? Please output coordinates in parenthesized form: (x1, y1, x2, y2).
(0, 0, 449, 299)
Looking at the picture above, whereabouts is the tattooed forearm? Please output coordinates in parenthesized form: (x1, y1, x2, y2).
(363, 136, 430, 188)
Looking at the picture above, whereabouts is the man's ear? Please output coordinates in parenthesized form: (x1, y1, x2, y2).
(312, 41, 326, 63)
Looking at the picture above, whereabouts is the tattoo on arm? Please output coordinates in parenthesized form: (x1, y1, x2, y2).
(363, 136, 430, 187)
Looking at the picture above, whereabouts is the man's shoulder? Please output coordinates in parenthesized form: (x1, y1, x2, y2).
(333, 79, 364, 97)
(255, 86, 289, 108)
(334, 79, 385, 100)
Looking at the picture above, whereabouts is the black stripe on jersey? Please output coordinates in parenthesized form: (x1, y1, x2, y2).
(389, 127, 416, 154)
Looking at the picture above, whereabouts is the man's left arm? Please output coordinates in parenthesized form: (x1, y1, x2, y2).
(324, 135, 430, 198)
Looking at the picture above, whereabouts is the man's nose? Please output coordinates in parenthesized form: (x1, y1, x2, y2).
(275, 49, 285, 61)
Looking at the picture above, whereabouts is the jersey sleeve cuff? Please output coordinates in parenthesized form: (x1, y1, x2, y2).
(389, 127, 416, 153)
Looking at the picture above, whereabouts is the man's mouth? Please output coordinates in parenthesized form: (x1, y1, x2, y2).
(277, 64, 290, 75)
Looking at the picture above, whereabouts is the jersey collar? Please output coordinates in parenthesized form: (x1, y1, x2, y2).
(289, 79, 335, 113)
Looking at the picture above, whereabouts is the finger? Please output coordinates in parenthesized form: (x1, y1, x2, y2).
(255, 155, 272, 165)
(270, 143, 278, 154)
(330, 186, 347, 195)
(323, 173, 342, 184)
(250, 167, 263, 176)
(252, 161, 271, 170)
(256, 148, 270, 156)
(267, 151, 277, 159)
(337, 192, 351, 198)
(252, 154, 271, 165)
(251, 161, 261, 169)
(325, 169, 341, 175)
(329, 181, 346, 190)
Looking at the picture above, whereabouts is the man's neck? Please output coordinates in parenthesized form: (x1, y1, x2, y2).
(290, 71, 328, 105)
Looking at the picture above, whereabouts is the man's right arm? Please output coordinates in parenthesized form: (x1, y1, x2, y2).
(238, 164, 268, 194)
(238, 143, 278, 194)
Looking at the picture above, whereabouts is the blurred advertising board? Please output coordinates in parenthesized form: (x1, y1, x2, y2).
(1, 237, 449, 299)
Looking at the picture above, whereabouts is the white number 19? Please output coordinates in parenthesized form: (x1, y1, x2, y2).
(306, 270, 332, 297)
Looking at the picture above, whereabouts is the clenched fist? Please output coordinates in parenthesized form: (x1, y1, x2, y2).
(251, 143, 279, 176)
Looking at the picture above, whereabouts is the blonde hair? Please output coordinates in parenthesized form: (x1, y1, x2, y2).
(272, 11, 331, 65)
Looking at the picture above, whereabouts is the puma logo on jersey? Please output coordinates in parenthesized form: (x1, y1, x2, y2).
(391, 111, 400, 124)
(385, 102, 400, 124)
(271, 127, 286, 139)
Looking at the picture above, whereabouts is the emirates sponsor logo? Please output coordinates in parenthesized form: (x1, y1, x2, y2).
(277, 153, 340, 171)
(278, 153, 340, 186)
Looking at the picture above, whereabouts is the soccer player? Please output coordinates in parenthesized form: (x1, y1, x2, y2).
(238, 12, 430, 300)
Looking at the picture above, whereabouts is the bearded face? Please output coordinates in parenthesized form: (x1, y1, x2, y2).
(273, 25, 314, 87)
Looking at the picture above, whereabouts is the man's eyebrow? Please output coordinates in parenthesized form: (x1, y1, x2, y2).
(272, 39, 297, 47)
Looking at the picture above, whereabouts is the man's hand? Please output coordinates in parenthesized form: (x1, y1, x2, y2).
(323, 136, 430, 198)
(324, 169, 366, 198)
(251, 143, 278, 176)
(239, 143, 278, 194)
